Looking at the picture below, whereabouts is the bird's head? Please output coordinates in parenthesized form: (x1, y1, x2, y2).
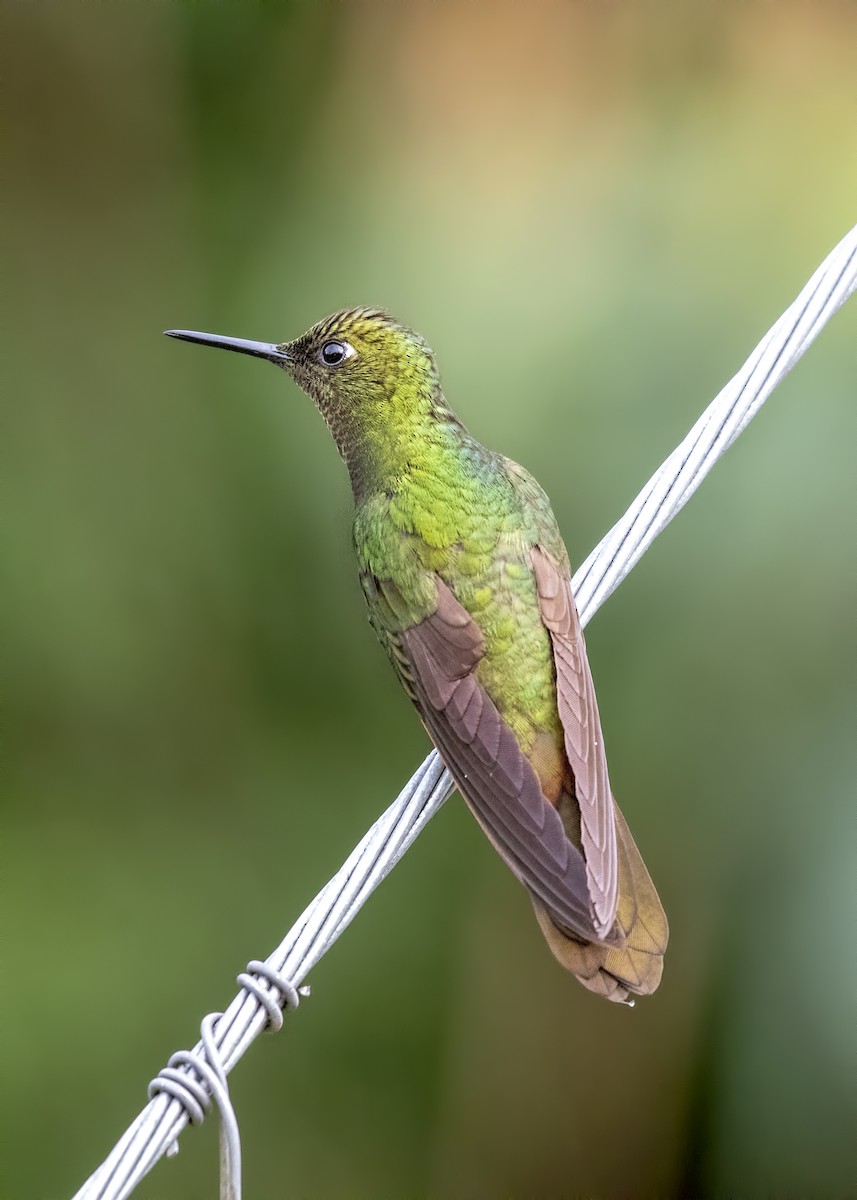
(166, 308, 445, 492)
(166, 307, 439, 420)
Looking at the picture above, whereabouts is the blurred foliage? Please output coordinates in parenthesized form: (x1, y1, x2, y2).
(4, 2, 855, 1198)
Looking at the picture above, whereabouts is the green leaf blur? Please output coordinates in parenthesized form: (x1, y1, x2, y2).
(5, 3, 855, 1198)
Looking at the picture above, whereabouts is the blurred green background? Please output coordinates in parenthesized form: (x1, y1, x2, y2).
(5, 3, 855, 1197)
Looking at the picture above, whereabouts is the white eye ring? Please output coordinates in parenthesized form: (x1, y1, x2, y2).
(318, 340, 356, 367)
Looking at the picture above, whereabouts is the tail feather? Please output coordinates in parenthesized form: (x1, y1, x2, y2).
(532, 799, 668, 1003)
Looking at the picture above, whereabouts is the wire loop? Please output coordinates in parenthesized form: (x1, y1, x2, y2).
(147, 1013, 244, 1195)
(147, 1066, 210, 1126)
(237, 960, 310, 1033)
(143, 967, 309, 1197)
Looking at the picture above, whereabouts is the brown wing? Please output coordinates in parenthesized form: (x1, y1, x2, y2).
(531, 547, 619, 938)
(397, 577, 599, 941)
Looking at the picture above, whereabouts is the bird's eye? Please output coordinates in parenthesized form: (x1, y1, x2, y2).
(318, 340, 354, 367)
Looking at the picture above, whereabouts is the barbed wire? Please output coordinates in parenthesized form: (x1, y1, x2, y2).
(72, 225, 857, 1200)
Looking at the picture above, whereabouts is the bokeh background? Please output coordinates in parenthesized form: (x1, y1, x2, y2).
(5, 3, 855, 1197)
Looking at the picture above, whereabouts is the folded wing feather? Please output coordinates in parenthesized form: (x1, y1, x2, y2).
(400, 578, 599, 940)
(530, 547, 619, 937)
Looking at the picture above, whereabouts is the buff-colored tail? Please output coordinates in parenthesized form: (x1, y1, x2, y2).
(532, 800, 668, 1003)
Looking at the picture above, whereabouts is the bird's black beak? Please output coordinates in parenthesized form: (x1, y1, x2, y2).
(164, 329, 291, 364)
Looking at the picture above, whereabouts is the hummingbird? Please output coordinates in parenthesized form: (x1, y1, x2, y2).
(165, 309, 668, 1002)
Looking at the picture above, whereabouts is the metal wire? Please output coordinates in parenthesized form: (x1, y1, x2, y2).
(72, 224, 857, 1200)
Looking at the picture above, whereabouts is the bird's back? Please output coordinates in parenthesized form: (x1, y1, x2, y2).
(355, 439, 565, 758)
